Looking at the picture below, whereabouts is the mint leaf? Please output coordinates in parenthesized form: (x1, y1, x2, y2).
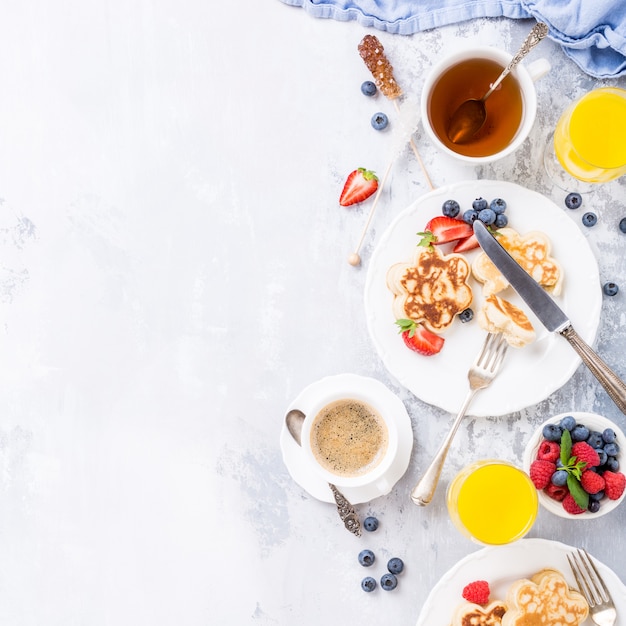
(560, 429, 572, 465)
(567, 474, 589, 510)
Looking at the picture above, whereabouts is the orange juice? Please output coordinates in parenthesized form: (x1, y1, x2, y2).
(447, 460, 538, 545)
(554, 88, 626, 183)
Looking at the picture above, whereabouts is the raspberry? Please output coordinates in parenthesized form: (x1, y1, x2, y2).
(537, 440, 560, 462)
(529, 460, 556, 489)
(545, 482, 568, 502)
(562, 493, 586, 515)
(571, 442, 601, 468)
(603, 470, 626, 500)
(580, 470, 605, 495)
(462, 580, 490, 605)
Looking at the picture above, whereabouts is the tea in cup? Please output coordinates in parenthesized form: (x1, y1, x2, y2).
(420, 47, 550, 163)
(301, 393, 398, 494)
(447, 460, 538, 545)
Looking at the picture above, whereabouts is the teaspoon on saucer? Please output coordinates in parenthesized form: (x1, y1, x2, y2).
(285, 409, 361, 537)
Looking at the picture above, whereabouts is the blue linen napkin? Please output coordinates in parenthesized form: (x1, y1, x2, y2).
(279, 0, 626, 78)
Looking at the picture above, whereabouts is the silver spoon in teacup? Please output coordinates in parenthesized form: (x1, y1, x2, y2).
(447, 22, 549, 144)
(285, 409, 361, 536)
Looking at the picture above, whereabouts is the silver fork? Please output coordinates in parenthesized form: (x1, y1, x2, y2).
(410, 332, 508, 506)
(568, 549, 617, 626)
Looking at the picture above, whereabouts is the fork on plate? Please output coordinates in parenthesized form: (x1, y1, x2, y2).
(410, 332, 508, 506)
(567, 549, 617, 626)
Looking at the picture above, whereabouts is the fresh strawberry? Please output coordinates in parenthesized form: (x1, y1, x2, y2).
(462, 580, 490, 605)
(452, 233, 479, 253)
(395, 319, 444, 356)
(339, 168, 378, 206)
(422, 216, 473, 245)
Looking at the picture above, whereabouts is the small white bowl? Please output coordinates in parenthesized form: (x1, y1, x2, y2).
(522, 412, 626, 519)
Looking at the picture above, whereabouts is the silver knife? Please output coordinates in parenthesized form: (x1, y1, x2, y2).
(473, 220, 626, 414)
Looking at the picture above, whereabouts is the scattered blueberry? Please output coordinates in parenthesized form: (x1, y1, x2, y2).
(588, 500, 601, 513)
(358, 549, 375, 567)
(363, 516, 379, 532)
(371, 112, 389, 130)
(494, 213, 508, 228)
(603, 282, 619, 296)
(571, 424, 590, 442)
(380, 573, 398, 591)
(564, 192, 582, 210)
(551, 470, 569, 486)
(472, 197, 488, 211)
(582, 212, 598, 227)
(490, 198, 507, 213)
(361, 80, 377, 97)
(596, 448, 608, 466)
(560, 415, 576, 431)
(361, 576, 377, 592)
(462, 209, 479, 225)
(478, 207, 497, 225)
(542, 423, 562, 442)
(442, 199, 460, 218)
(606, 457, 620, 472)
(459, 308, 474, 323)
(387, 558, 404, 575)
(603, 428, 617, 444)
(587, 431, 604, 448)
(620, 217, 626, 233)
(604, 442, 620, 457)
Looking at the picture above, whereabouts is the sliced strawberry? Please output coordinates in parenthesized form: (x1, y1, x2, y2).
(423, 216, 473, 244)
(452, 233, 479, 252)
(395, 319, 444, 356)
(339, 168, 378, 206)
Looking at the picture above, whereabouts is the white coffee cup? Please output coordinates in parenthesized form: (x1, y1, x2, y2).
(420, 46, 550, 164)
(300, 388, 399, 494)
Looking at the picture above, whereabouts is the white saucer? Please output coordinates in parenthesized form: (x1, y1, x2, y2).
(280, 373, 414, 504)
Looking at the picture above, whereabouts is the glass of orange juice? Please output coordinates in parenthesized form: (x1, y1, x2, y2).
(544, 87, 626, 192)
(447, 460, 538, 545)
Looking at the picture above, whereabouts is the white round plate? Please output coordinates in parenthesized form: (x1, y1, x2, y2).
(279, 373, 413, 504)
(416, 538, 626, 625)
(523, 412, 626, 518)
(365, 180, 601, 416)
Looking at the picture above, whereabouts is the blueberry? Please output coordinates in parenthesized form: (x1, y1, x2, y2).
(595, 448, 608, 466)
(571, 424, 590, 442)
(551, 470, 569, 486)
(387, 557, 404, 575)
(472, 197, 488, 211)
(620, 217, 626, 234)
(361, 80, 377, 97)
(358, 549, 375, 567)
(478, 208, 497, 225)
(494, 213, 508, 228)
(604, 442, 620, 457)
(371, 112, 388, 130)
(588, 500, 601, 513)
(361, 576, 377, 592)
(380, 573, 398, 591)
(490, 198, 507, 214)
(442, 199, 460, 218)
(556, 459, 564, 468)
(603, 282, 619, 296)
(559, 415, 576, 431)
(606, 457, 620, 472)
(582, 212, 598, 227)
(587, 431, 604, 448)
(602, 428, 617, 444)
(459, 308, 474, 323)
(462, 209, 479, 225)
(590, 489, 605, 501)
(363, 516, 379, 532)
(565, 192, 582, 210)
(542, 423, 562, 442)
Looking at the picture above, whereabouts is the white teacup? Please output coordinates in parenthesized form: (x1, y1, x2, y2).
(300, 388, 399, 494)
(420, 46, 550, 164)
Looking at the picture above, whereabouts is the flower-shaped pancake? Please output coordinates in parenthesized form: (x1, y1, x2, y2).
(386, 245, 472, 334)
(451, 600, 508, 626)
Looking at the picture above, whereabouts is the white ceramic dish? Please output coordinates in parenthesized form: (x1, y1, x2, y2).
(416, 538, 626, 625)
(280, 373, 413, 504)
(523, 411, 626, 518)
(365, 180, 601, 417)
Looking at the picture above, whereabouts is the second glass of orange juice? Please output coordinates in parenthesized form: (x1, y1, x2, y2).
(447, 460, 538, 545)
(545, 87, 626, 191)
